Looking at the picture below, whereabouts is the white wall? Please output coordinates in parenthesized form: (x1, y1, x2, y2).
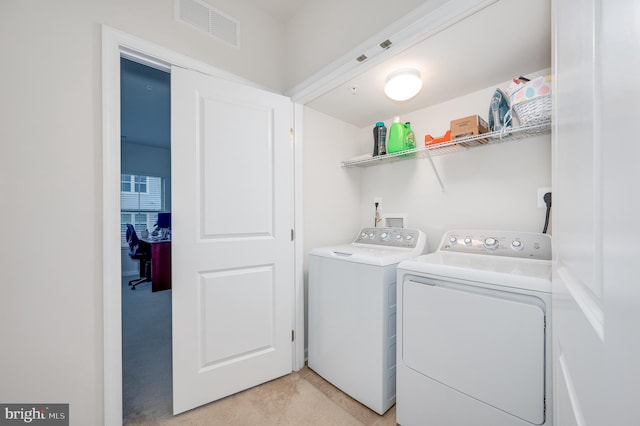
(0, 0, 284, 423)
(302, 108, 363, 253)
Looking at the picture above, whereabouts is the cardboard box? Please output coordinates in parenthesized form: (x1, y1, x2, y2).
(450, 114, 489, 146)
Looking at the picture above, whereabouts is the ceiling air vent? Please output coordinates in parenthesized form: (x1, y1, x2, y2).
(176, 0, 240, 48)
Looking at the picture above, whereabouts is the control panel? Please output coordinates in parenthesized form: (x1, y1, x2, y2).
(354, 227, 421, 249)
(439, 230, 551, 260)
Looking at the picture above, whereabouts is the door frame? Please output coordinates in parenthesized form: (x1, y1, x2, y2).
(101, 25, 305, 425)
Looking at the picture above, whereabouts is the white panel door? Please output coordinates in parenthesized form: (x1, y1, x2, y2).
(171, 66, 294, 415)
(553, 0, 640, 425)
(553, 2, 605, 424)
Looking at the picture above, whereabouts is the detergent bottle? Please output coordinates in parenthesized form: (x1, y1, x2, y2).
(404, 122, 416, 151)
(373, 122, 387, 156)
(386, 116, 406, 154)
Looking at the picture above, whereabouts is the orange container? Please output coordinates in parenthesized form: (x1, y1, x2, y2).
(424, 130, 451, 146)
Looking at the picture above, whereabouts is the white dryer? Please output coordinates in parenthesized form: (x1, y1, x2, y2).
(308, 227, 427, 415)
(396, 230, 552, 426)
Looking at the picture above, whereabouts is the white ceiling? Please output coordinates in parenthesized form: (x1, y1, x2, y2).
(243, 0, 314, 21)
(305, 0, 551, 127)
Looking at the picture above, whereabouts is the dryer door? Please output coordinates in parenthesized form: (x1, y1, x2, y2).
(402, 278, 546, 425)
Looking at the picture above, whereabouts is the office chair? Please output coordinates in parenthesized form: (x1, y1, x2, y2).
(126, 224, 151, 290)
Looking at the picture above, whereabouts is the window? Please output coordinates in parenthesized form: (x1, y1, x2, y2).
(134, 175, 147, 193)
(121, 174, 148, 194)
(121, 174, 131, 192)
(120, 174, 164, 247)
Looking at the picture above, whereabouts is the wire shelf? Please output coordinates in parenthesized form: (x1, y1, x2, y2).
(341, 121, 551, 168)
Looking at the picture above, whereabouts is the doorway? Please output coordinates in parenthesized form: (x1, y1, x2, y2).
(120, 58, 173, 421)
(102, 26, 305, 425)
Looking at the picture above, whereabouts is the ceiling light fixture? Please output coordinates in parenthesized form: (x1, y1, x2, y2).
(384, 68, 423, 101)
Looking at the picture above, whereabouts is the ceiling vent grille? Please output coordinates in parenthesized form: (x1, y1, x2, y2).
(176, 0, 240, 48)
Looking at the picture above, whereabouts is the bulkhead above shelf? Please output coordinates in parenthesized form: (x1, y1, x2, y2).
(341, 121, 551, 168)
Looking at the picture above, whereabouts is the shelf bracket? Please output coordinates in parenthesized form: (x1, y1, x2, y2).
(424, 148, 445, 191)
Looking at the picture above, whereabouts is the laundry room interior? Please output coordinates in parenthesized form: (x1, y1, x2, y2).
(118, 0, 554, 420)
(3, 0, 637, 424)
(303, 2, 551, 252)
(302, 73, 551, 255)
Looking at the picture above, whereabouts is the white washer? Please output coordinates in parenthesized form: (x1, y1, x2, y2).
(308, 227, 428, 415)
(396, 230, 552, 426)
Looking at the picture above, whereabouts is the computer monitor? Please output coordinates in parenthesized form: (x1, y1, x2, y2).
(157, 212, 171, 229)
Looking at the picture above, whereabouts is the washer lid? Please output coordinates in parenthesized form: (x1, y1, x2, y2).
(398, 252, 552, 293)
(310, 244, 425, 266)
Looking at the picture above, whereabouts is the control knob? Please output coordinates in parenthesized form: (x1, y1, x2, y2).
(449, 237, 457, 245)
(464, 238, 472, 245)
(511, 240, 524, 251)
(483, 237, 499, 250)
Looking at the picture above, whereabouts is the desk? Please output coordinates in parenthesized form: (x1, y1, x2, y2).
(140, 238, 172, 292)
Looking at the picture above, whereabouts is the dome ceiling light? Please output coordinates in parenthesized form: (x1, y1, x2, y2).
(384, 68, 423, 101)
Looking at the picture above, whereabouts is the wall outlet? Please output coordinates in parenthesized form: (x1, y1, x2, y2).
(537, 187, 552, 208)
